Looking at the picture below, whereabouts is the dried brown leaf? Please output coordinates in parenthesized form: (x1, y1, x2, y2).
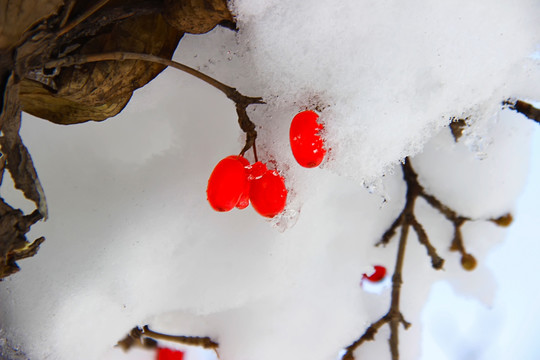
(20, 13, 182, 124)
(0, 133, 49, 216)
(19, 78, 130, 124)
(1, 74, 48, 216)
(0, 147, 45, 280)
(163, 0, 233, 34)
(0, 197, 44, 279)
(55, 13, 182, 104)
(0, 0, 64, 50)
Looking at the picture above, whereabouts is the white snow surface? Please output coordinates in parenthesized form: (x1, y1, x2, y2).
(229, 0, 540, 180)
(0, 1, 539, 360)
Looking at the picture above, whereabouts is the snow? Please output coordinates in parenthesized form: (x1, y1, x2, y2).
(229, 0, 540, 180)
(0, 1, 539, 360)
(421, 126, 540, 360)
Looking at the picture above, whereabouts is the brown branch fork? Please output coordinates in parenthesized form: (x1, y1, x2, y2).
(117, 325, 219, 356)
(343, 157, 512, 360)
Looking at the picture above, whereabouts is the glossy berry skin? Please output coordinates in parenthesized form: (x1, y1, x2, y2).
(231, 155, 251, 210)
(248, 161, 268, 180)
(289, 110, 326, 168)
(362, 265, 386, 282)
(157, 347, 184, 360)
(207, 156, 249, 212)
(249, 166, 287, 218)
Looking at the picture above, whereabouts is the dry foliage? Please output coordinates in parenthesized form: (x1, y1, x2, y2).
(0, 0, 234, 279)
(1, 2, 539, 360)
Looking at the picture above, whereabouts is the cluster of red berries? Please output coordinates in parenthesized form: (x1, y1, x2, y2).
(206, 110, 326, 218)
(207, 156, 288, 218)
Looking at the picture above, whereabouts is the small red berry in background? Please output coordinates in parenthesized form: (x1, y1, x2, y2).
(362, 265, 386, 283)
(207, 155, 249, 212)
(289, 110, 326, 168)
(250, 165, 288, 218)
(156, 347, 184, 360)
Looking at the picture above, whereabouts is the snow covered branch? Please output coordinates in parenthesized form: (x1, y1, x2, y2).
(343, 157, 513, 360)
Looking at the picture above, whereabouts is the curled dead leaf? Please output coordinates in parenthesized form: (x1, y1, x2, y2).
(1, 74, 47, 216)
(19, 78, 131, 124)
(0, 0, 240, 280)
(20, 13, 182, 124)
(0, 75, 47, 280)
(0, 199, 44, 279)
(163, 0, 234, 34)
(0, 0, 64, 50)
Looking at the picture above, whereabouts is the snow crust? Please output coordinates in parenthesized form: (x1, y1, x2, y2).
(0, 1, 539, 360)
(229, 0, 540, 180)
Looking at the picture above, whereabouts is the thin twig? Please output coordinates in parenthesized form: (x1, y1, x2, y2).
(42, 51, 263, 153)
(117, 325, 219, 354)
(56, 0, 112, 38)
(58, 1, 76, 29)
(343, 156, 494, 359)
(142, 325, 219, 350)
(343, 159, 418, 360)
(420, 192, 466, 223)
(251, 139, 259, 162)
(342, 317, 388, 360)
(42, 52, 263, 108)
(410, 217, 444, 269)
(387, 219, 410, 360)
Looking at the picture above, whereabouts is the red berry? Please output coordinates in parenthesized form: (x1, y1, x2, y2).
(207, 156, 249, 212)
(289, 110, 326, 168)
(362, 265, 386, 283)
(236, 184, 251, 209)
(157, 347, 185, 360)
(248, 161, 268, 180)
(228, 156, 251, 210)
(249, 168, 287, 218)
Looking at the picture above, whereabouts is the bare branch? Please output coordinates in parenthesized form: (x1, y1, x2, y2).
(142, 325, 219, 350)
(410, 217, 444, 270)
(419, 191, 465, 223)
(343, 156, 504, 358)
(42, 52, 263, 107)
(343, 159, 419, 360)
(56, 0, 112, 38)
(387, 220, 410, 360)
(342, 317, 388, 360)
(117, 325, 219, 357)
(42, 51, 264, 154)
(377, 214, 403, 246)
